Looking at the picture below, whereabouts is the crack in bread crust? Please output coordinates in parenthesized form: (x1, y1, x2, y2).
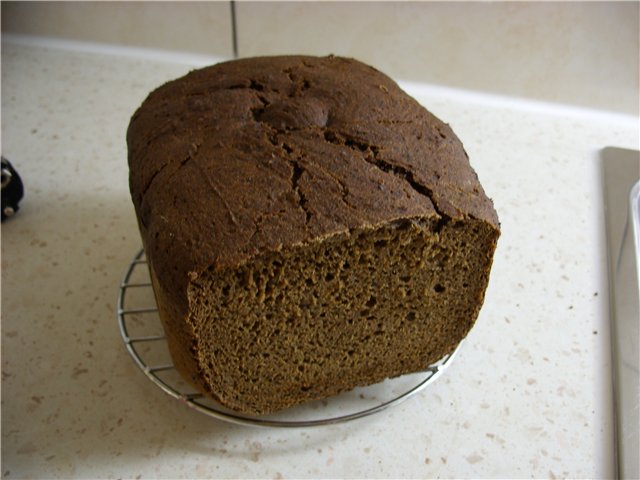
(321, 129, 451, 231)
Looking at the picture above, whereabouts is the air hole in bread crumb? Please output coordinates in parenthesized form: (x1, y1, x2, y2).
(434, 284, 446, 293)
(405, 311, 416, 321)
(365, 295, 377, 308)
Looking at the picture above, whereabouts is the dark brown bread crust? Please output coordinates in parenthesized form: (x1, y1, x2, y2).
(127, 55, 500, 413)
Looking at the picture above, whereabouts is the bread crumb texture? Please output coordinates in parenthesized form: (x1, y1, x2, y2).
(128, 55, 499, 414)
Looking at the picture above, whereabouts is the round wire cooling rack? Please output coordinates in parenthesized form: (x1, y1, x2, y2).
(117, 248, 462, 428)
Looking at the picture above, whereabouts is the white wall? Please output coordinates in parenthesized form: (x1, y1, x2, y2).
(2, 1, 638, 115)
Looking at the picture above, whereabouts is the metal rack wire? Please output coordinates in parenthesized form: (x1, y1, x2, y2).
(117, 248, 461, 428)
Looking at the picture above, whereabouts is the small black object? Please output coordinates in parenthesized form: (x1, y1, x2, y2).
(1, 157, 24, 221)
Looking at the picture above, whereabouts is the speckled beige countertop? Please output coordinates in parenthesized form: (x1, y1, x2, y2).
(1, 39, 638, 479)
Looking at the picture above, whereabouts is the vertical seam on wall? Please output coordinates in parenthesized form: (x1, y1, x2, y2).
(230, 0, 238, 58)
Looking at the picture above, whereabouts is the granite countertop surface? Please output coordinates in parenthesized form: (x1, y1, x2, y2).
(1, 40, 638, 479)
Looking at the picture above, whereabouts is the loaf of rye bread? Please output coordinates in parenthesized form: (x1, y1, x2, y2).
(127, 55, 500, 415)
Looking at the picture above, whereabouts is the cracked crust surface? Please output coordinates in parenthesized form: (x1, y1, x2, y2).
(128, 55, 498, 311)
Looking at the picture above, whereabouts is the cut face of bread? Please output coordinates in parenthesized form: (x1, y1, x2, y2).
(184, 217, 497, 414)
(128, 55, 500, 415)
